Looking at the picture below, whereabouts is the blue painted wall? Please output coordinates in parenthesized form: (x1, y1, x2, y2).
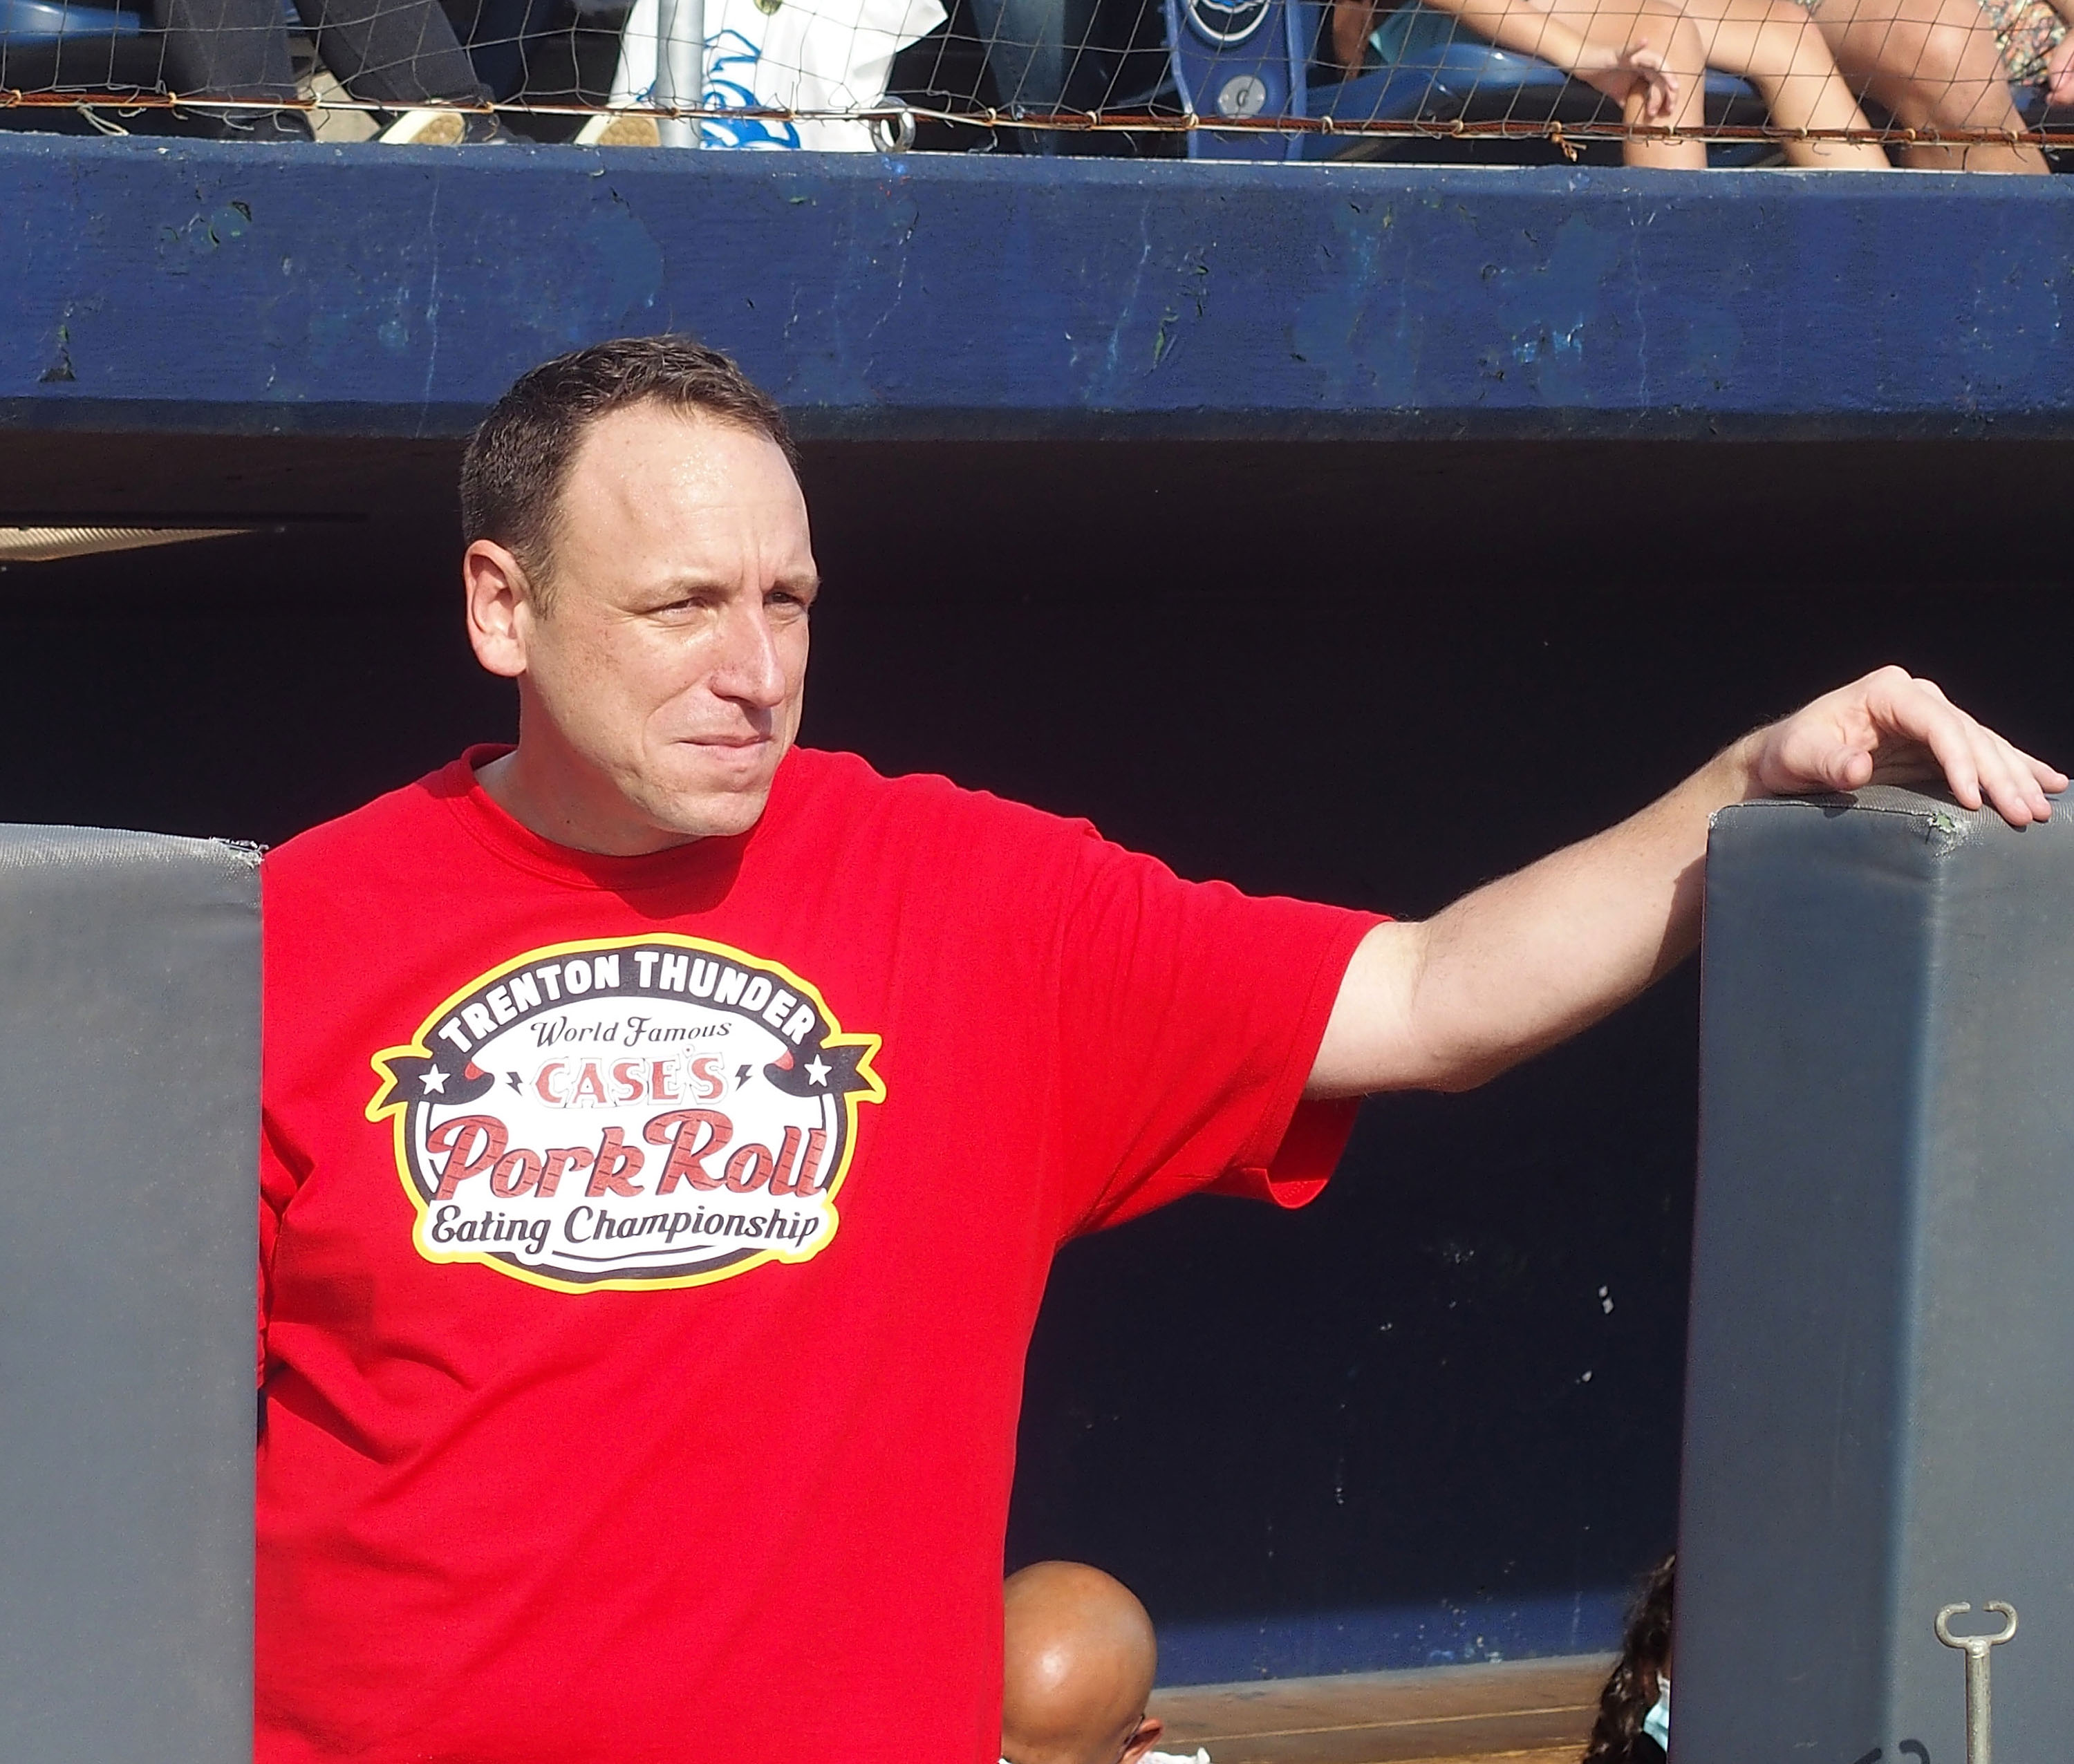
(4, 431, 2068, 1684)
(5, 138, 2074, 439)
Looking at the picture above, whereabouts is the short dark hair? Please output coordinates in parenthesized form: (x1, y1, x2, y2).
(460, 336, 796, 608)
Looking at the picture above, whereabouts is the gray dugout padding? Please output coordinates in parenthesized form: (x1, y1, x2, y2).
(0, 828, 259, 1764)
(1679, 787, 2074, 1764)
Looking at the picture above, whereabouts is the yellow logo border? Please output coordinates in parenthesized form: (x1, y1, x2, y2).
(367, 932, 884, 1295)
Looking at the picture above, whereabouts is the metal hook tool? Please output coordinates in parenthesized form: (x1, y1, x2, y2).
(1936, 1601, 2019, 1764)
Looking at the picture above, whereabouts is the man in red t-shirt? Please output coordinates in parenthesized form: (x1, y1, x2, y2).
(256, 337, 2062, 1764)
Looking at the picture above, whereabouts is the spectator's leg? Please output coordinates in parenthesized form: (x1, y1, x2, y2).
(968, 0, 1067, 147)
(301, 0, 489, 102)
(149, 0, 299, 101)
(1330, 0, 1372, 68)
(1544, 0, 1714, 165)
(1813, 0, 2045, 167)
(1616, 1, 1710, 165)
(1676, 0, 1893, 162)
(457, 0, 558, 99)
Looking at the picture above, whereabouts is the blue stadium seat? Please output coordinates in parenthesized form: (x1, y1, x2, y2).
(1163, 0, 1770, 160)
(0, 0, 161, 104)
(0, 0, 142, 37)
(1160, 0, 1311, 158)
(0, 0, 317, 115)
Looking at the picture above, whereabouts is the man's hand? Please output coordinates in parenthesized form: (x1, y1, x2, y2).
(1307, 667, 2063, 1100)
(1741, 665, 2064, 828)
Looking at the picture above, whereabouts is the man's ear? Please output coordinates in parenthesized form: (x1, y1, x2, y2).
(463, 540, 537, 680)
(1121, 1715, 1166, 1763)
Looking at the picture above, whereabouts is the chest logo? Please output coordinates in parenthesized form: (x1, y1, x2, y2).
(368, 935, 883, 1293)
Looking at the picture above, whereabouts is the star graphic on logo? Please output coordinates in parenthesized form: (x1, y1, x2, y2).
(805, 1055, 831, 1087)
(419, 1064, 449, 1096)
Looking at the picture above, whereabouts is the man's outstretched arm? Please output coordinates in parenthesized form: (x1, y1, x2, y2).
(1307, 666, 2068, 1100)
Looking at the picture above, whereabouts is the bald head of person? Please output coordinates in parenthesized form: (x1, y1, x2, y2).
(1001, 1563, 1168, 1764)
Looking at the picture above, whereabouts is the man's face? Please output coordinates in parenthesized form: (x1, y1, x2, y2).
(489, 402, 817, 846)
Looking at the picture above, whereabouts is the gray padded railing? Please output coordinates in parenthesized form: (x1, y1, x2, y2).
(0, 825, 259, 1764)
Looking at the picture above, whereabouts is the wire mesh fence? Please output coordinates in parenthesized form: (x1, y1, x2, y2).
(2, 0, 2071, 165)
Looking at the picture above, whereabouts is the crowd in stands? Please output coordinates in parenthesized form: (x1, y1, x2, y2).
(150, 0, 507, 139)
(14, 0, 2071, 167)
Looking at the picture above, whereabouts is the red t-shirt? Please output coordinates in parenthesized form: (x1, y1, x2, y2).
(257, 744, 1377, 1764)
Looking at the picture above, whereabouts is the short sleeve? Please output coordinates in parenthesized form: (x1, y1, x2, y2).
(1049, 834, 1381, 1238)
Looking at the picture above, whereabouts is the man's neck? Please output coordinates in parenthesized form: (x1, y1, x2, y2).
(473, 747, 699, 858)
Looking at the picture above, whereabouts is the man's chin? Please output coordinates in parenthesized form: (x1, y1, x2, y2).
(634, 773, 778, 843)
(616, 738, 790, 843)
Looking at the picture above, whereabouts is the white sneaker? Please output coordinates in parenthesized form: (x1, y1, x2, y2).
(378, 107, 469, 144)
(574, 109, 664, 146)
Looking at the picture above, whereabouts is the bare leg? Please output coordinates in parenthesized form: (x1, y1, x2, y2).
(1332, 0, 1372, 72)
(1814, 0, 2045, 167)
(1671, 0, 1892, 162)
(1335, 0, 1744, 165)
(1533, 0, 1712, 162)
(1338, 0, 1880, 166)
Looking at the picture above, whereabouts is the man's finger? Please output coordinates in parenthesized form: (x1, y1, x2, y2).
(1914, 706, 1984, 811)
(1892, 671, 2066, 812)
(1967, 726, 2049, 825)
(1983, 729, 2053, 822)
(2001, 737, 2059, 816)
(1997, 759, 2046, 821)
(1976, 745, 2035, 825)
(1960, 720, 2030, 823)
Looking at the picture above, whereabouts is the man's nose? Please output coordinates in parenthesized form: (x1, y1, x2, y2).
(710, 601, 789, 709)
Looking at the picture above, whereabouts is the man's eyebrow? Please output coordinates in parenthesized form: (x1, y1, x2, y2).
(628, 570, 819, 602)
(633, 579, 724, 604)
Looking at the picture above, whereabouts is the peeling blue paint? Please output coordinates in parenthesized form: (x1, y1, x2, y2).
(1157, 1587, 1634, 1685)
(4, 139, 2074, 438)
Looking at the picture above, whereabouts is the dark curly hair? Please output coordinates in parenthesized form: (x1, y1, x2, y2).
(1582, 1554, 1675, 1764)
